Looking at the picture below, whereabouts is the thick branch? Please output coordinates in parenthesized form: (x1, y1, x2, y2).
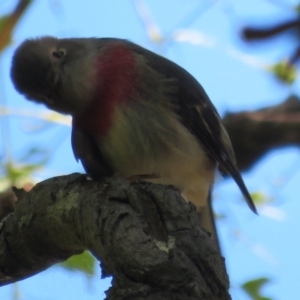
(0, 173, 230, 300)
(224, 95, 300, 171)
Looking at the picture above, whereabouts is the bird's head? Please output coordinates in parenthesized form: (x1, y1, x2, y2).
(11, 36, 99, 115)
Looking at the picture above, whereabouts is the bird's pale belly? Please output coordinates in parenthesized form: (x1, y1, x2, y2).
(97, 103, 215, 208)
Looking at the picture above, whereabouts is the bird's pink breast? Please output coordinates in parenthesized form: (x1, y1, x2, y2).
(75, 43, 138, 136)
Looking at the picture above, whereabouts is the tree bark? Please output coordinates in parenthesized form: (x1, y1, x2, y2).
(0, 174, 230, 300)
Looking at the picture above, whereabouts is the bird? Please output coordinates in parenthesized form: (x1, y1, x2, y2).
(11, 36, 257, 247)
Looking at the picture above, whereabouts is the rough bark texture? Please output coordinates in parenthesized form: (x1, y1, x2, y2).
(224, 95, 300, 172)
(0, 174, 230, 300)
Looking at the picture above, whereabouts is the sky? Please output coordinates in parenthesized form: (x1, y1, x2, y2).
(1, 0, 300, 299)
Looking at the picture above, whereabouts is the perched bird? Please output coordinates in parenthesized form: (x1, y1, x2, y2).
(11, 36, 257, 246)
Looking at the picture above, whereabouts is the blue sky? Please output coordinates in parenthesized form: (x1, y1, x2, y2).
(1, 0, 300, 299)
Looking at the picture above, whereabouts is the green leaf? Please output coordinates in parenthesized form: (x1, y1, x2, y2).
(4, 160, 42, 184)
(270, 61, 297, 85)
(0, 147, 50, 185)
(242, 277, 272, 300)
(294, 3, 300, 12)
(61, 251, 96, 277)
(250, 192, 270, 206)
(0, 16, 9, 32)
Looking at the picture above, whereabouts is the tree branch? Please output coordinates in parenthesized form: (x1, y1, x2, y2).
(0, 173, 230, 300)
(224, 95, 300, 171)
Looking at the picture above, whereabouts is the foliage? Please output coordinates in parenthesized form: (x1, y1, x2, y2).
(270, 61, 297, 85)
(0, 0, 32, 53)
(61, 251, 96, 278)
(242, 278, 272, 300)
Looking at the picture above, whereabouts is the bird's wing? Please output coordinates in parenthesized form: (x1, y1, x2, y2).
(181, 99, 257, 213)
(71, 119, 114, 179)
(128, 41, 256, 213)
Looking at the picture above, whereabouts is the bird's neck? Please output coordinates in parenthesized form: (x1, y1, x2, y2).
(74, 43, 138, 136)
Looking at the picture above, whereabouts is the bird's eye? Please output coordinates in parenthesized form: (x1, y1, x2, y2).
(52, 49, 66, 59)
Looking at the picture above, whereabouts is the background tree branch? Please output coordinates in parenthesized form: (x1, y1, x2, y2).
(224, 95, 300, 172)
(0, 173, 230, 300)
